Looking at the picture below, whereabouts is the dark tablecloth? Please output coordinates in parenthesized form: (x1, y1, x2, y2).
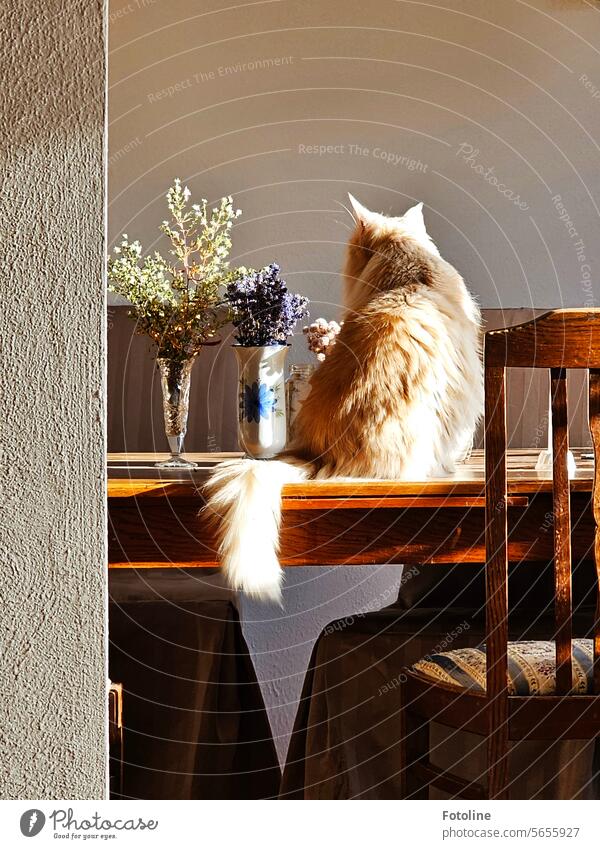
(109, 595, 280, 799)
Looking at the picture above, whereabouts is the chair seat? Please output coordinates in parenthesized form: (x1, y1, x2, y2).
(411, 639, 594, 696)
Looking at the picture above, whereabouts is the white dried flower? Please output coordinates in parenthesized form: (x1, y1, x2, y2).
(303, 317, 343, 361)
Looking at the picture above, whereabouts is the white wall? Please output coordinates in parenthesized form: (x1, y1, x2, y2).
(108, 0, 600, 763)
(0, 0, 107, 797)
(109, 0, 600, 314)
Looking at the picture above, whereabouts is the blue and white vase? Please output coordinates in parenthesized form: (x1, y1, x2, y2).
(234, 344, 288, 458)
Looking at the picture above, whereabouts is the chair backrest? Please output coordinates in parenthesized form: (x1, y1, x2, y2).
(484, 309, 600, 703)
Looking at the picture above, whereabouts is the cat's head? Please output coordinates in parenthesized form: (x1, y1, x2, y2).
(343, 194, 440, 311)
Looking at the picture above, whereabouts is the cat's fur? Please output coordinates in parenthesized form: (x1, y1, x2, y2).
(205, 195, 483, 601)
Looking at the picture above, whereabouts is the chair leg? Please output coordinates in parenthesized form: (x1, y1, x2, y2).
(486, 723, 510, 800)
(400, 698, 430, 799)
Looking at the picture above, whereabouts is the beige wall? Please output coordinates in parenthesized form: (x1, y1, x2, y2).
(0, 0, 107, 798)
(109, 0, 600, 314)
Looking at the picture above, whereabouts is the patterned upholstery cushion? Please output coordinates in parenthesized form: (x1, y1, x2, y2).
(411, 640, 594, 695)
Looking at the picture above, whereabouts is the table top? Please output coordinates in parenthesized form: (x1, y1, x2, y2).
(108, 449, 597, 567)
(107, 449, 595, 501)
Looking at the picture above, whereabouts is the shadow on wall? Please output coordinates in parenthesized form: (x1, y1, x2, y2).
(108, 305, 592, 453)
(108, 305, 239, 453)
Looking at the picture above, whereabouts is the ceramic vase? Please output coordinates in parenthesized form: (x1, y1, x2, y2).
(234, 345, 288, 458)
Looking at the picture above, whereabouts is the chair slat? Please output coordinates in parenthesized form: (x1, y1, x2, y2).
(486, 309, 600, 368)
(551, 368, 573, 695)
(588, 369, 600, 695)
(484, 365, 509, 797)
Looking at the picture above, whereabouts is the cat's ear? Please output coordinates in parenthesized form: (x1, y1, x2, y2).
(401, 202, 427, 239)
(348, 193, 376, 227)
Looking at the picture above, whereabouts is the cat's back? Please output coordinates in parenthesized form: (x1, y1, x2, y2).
(293, 245, 481, 475)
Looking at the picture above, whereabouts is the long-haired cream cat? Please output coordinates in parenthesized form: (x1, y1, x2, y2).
(205, 195, 483, 601)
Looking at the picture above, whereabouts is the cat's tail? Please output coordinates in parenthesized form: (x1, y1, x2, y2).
(203, 456, 315, 603)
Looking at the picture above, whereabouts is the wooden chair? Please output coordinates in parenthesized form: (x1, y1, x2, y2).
(400, 309, 600, 799)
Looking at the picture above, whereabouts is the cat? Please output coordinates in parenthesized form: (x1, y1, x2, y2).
(205, 194, 483, 602)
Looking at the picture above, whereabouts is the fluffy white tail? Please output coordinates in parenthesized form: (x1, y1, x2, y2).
(204, 457, 313, 603)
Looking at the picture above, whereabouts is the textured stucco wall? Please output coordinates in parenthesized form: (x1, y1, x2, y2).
(0, 0, 107, 798)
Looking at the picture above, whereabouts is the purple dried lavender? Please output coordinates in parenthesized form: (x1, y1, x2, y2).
(225, 263, 309, 346)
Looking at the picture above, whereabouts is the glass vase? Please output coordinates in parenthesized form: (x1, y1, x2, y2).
(286, 363, 315, 443)
(234, 345, 288, 459)
(155, 356, 198, 469)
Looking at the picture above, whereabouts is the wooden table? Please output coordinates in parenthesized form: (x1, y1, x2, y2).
(107, 450, 596, 570)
